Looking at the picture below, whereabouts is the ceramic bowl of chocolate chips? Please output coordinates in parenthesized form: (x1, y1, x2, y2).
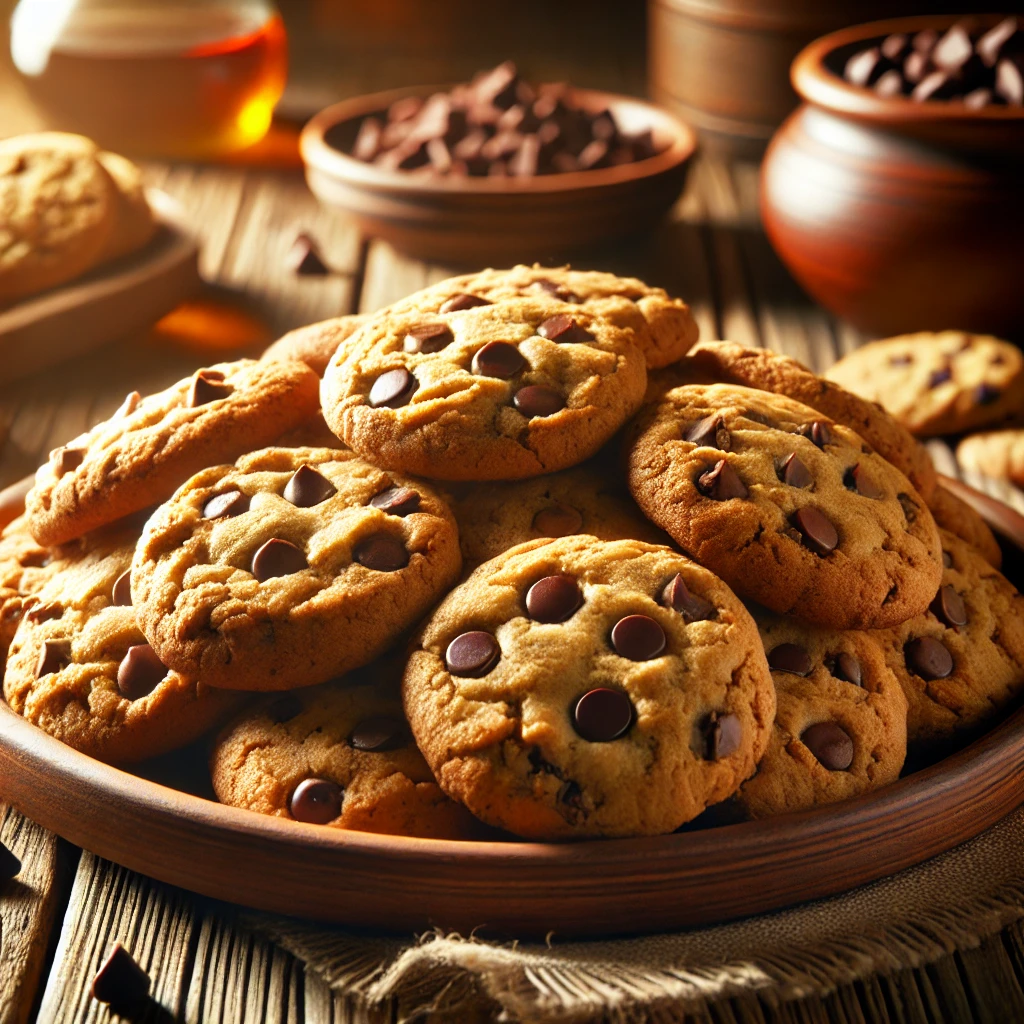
(300, 61, 697, 264)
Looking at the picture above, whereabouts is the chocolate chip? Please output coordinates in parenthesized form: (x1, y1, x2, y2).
(890, 353, 914, 365)
(116, 644, 167, 700)
(0, 843, 20, 881)
(370, 486, 420, 516)
(111, 570, 132, 607)
(349, 716, 406, 751)
(532, 503, 583, 537)
(943, 550, 954, 568)
(113, 391, 141, 418)
(446, 631, 500, 676)
(779, 453, 812, 488)
(685, 415, 730, 450)
(353, 533, 408, 572)
(91, 943, 150, 1009)
(905, 637, 954, 679)
(526, 574, 581, 623)
(51, 446, 85, 476)
(881, 32, 910, 61)
(796, 421, 833, 448)
(369, 368, 417, 408)
(403, 323, 454, 354)
(997, 59, 1023, 103)
(472, 341, 526, 379)
(557, 780, 583, 809)
(611, 614, 666, 661)
(975, 383, 1002, 406)
(844, 464, 882, 499)
(35, 639, 71, 678)
(439, 293, 491, 313)
(802, 722, 854, 771)
(705, 712, 741, 760)
(286, 233, 330, 275)
(978, 17, 1020, 66)
(283, 465, 337, 508)
(928, 367, 953, 388)
(932, 23, 974, 72)
(267, 694, 302, 723)
(660, 573, 715, 622)
(252, 538, 308, 580)
(289, 778, 342, 824)
(187, 370, 233, 407)
(898, 493, 918, 524)
(768, 643, 813, 676)
(532, 279, 580, 303)
(513, 385, 564, 418)
(792, 507, 838, 556)
(875, 70, 905, 96)
(697, 459, 748, 501)
(537, 314, 593, 344)
(830, 652, 863, 686)
(26, 601, 62, 624)
(572, 688, 633, 742)
(931, 584, 967, 627)
(202, 489, 249, 519)
(845, 46, 884, 86)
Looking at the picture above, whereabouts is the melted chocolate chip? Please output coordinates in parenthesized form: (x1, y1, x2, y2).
(513, 385, 564, 417)
(532, 503, 583, 537)
(252, 538, 308, 580)
(113, 391, 141, 418)
(797, 421, 833, 448)
(51, 446, 85, 476)
(942, 550, 954, 569)
(792, 507, 839, 556)
(931, 584, 967, 627)
(91, 943, 150, 1009)
(111, 570, 132, 607)
(685, 415, 730, 450)
(36, 639, 71, 678)
(610, 614, 666, 661)
(370, 486, 421, 516)
(660, 573, 715, 622)
(802, 722, 854, 771)
(202, 490, 250, 519)
(403, 323, 454, 354)
(353, 533, 409, 572)
(697, 459, 748, 501)
(349, 716, 407, 751)
(928, 367, 953, 389)
(844, 464, 882, 499)
(532, 279, 581, 303)
(284, 465, 337, 508)
(446, 631, 500, 676)
(290, 778, 342, 824)
(905, 636, 954, 679)
(439, 293, 491, 314)
(369, 368, 417, 408)
(897, 493, 918, 524)
(705, 712, 742, 760)
(116, 643, 167, 700)
(188, 371, 233, 407)
(26, 601, 62, 624)
(526, 574, 581, 623)
(472, 341, 526, 379)
(768, 643, 813, 676)
(975, 383, 1002, 406)
(572, 688, 633, 742)
(779, 453, 812, 488)
(831, 652, 863, 686)
(537, 314, 593, 344)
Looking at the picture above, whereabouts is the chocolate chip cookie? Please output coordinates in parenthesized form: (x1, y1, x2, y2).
(403, 535, 775, 839)
(873, 529, 1024, 754)
(261, 314, 370, 377)
(825, 332, 1024, 438)
(3, 522, 239, 764)
(96, 151, 157, 264)
(627, 384, 943, 629)
(957, 429, 1024, 489)
(320, 296, 647, 481)
(926, 481, 1002, 569)
(26, 358, 321, 547)
(211, 675, 477, 839)
(686, 340, 937, 500)
(132, 447, 461, 691)
(735, 612, 907, 819)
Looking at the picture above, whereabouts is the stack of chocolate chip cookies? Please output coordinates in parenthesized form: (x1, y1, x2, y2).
(4, 266, 1022, 842)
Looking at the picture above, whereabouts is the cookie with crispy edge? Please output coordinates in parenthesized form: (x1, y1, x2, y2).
(926, 480, 1002, 569)
(261, 314, 371, 377)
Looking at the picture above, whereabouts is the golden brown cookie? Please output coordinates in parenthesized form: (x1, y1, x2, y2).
(261, 314, 371, 377)
(957, 429, 1024, 489)
(96, 151, 157, 263)
(926, 481, 1002, 569)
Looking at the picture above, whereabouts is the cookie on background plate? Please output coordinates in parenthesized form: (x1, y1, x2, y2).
(825, 332, 1024, 438)
(403, 535, 775, 840)
(96, 150, 157, 263)
(132, 447, 461, 691)
(735, 611, 907, 819)
(26, 358, 321, 547)
(957, 429, 1024, 490)
(627, 383, 943, 630)
(261, 314, 371, 377)
(321, 295, 647, 480)
(926, 481, 1002, 570)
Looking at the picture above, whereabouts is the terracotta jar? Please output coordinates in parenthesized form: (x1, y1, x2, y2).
(760, 15, 1024, 339)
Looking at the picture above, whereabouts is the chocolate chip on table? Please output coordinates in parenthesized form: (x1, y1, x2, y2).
(349, 716, 406, 751)
(513, 385, 564, 418)
(0, 842, 20, 881)
(116, 643, 167, 700)
(844, 464, 882, 499)
(797, 421, 832, 448)
(697, 459, 748, 501)
(905, 636, 954, 679)
(267, 694, 302, 724)
(290, 778, 342, 824)
(91, 943, 151, 1009)
(51, 446, 85, 476)
(526, 574, 582, 623)
(35, 639, 71, 678)
(801, 722, 854, 771)
(111, 570, 132, 607)
(446, 630, 500, 676)
(532, 503, 583, 537)
(286, 232, 330, 275)
(403, 323, 453, 354)
(831, 652, 863, 686)
(572, 688, 633, 742)
(284, 464, 337, 508)
(611, 614, 666, 661)
(187, 369, 233, 407)
(353, 533, 409, 572)
(252, 538, 309, 581)
(439, 293, 491, 313)
(660, 573, 715, 622)
(370, 486, 421, 516)
(931, 584, 968, 627)
(768, 643, 813, 676)
(704, 711, 741, 760)
(685, 415, 730, 450)
(779, 453, 812, 488)
(472, 341, 526, 379)
(537, 314, 594, 344)
(369, 368, 417, 408)
(974, 382, 1002, 406)
(203, 489, 250, 519)
(792, 507, 839, 556)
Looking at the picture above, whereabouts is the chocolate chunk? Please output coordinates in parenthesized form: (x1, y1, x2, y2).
(913, 28, 939, 55)
(978, 18, 1020, 67)
(532, 503, 583, 537)
(203, 490, 249, 519)
(975, 383, 1002, 406)
(513, 385, 564, 418)
(557, 780, 583, 810)
(91, 943, 150, 1009)
(913, 71, 959, 102)
(537, 314, 594, 344)
(187, 370, 232, 407)
(768, 643, 813, 676)
(875, 69, 905, 97)
(685, 415, 730, 450)
(697, 459, 748, 501)
(932, 23, 974, 73)
(286, 233, 330, 275)
(995, 59, 1022, 105)
(572, 688, 633, 742)
(532, 278, 581, 303)
(610, 614, 666, 661)
(116, 644, 167, 700)
(0, 842, 20, 881)
(445, 630, 500, 676)
(792, 507, 839, 556)
(881, 33, 910, 61)
(289, 778, 342, 824)
(252, 538, 308, 580)
(831, 652, 863, 686)
(267, 694, 302, 724)
(370, 486, 420, 516)
(526, 574, 582, 623)
(26, 601, 62, 624)
(802, 722, 854, 771)
(965, 87, 994, 109)
(472, 341, 526, 379)
(905, 636, 954, 679)
(897, 493, 918, 524)
(349, 716, 406, 751)
(35, 639, 71, 678)
(931, 584, 967, 627)
(51, 446, 85, 476)
(509, 134, 541, 176)
(890, 353, 914, 365)
(845, 47, 884, 87)
(284, 465, 337, 508)
(353, 533, 408, 572)
(797, 421, 832, 448)
(439, 293, 491, 314)
(844, 463, 882, 499)
(352, 116, 382, 161)
(111, 570, 132, 607)
(403, 323, 453, 354)
(660, 573, 715, 622)
(705, 712, 742, 760)
(928, 366, 953, 388)
(904, 50, 930, 84)
(780, 453, 812, 488)
(113, 390, 141, 418)
(369, 368, 417, 408)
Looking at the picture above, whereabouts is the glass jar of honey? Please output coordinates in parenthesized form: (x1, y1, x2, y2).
(10, 0, 287, 158)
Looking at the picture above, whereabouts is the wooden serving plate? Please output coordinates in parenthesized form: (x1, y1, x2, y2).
(0, 190, 201, 384)
(2, 481, 1024, 939)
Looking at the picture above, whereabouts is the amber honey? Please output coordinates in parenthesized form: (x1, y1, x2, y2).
(13, 5, 288, 158)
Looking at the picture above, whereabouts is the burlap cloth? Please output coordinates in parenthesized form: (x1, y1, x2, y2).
(241, 803, 1024, 1022)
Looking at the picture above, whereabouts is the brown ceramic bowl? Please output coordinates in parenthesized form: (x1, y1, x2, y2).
(761, 14, 1024, 338)
(300, 85, 697, 265)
